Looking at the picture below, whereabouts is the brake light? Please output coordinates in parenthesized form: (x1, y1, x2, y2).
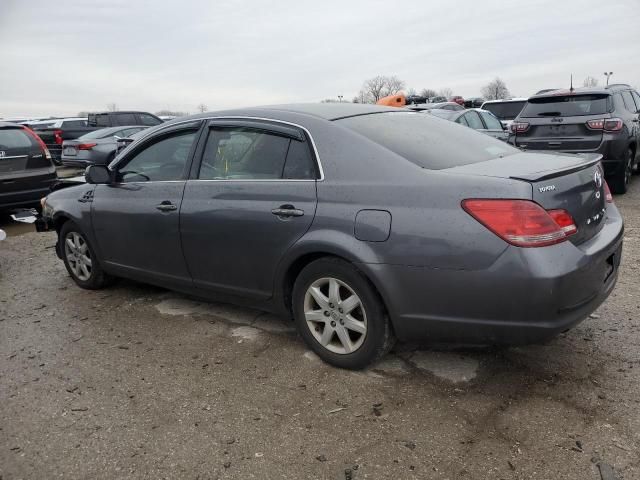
(22, 126, 52, 160)
(510, 122, 530, 133)
(462, 199, 576, 247)
(604, 181, 613, 203)
(54, 129, 63, 145)
(77, 143, 97, 150)
(547, 209, 577, 236)
(586, 118, 623, 132)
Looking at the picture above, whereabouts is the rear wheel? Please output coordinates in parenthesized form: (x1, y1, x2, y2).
(292, 257, 394, 369)
(60, 221, 113, 289)
(609, 148, 633, 194)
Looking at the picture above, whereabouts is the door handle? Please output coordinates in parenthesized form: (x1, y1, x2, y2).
(271, 204, 304, 218)
(156, 201, 177, 212)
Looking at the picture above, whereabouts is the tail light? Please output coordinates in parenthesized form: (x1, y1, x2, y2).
(54, 129, 63, 144)
(462, 199, 577, 247)
(604, 181, 613, 203)
(77, 143, 97, 150)
(22, 126, 52, 160)
(586, 118, 624, 132)
(510, 122, 530, 133)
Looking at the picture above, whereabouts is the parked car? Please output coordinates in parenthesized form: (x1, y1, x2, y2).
(404, 95, 428, 105)
(0, 122, 57, 212)
(464, 97, 485, 108)
(429, 108, 508, 141)
(407, 102, 464, 112)
(37, 104, 623, 369)
(31, 118, 89, 164)
(480, 98, 528, 131)
(429, 96, 448, 103)
(510, 84, 640, 194)
(20, 119, 59, 129)
(87, 111, 162, 128)
(35, 112, 162, 165)
(450, 95, 465, 106)
(61, 126, 148, 167)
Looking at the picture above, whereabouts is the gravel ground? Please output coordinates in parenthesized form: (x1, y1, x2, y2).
(1, 180, 639, 480)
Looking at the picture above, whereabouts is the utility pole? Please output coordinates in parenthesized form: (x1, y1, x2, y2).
(603, 72, 613, 86)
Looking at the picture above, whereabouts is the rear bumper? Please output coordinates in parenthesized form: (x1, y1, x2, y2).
(366, 206, 624, 345)
(0, 177, 57, 210)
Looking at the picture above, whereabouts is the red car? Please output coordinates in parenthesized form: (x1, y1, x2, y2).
(450, 95, 465, 106)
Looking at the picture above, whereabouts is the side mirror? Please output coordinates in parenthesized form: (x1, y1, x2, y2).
(116, 137, 134, 153)
(85, 165, 111, 184)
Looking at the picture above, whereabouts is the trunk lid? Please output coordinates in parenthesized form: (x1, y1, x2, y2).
(447, 151, 607, 245)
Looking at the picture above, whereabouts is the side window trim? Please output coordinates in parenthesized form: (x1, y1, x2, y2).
(111, 122, 204, 183)
(189, 119, 319, 181)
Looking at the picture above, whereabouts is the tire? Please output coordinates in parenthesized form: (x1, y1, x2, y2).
(609, 148, 633, 194)
(292, 257, 395, 369)
(59, 221, 114, 289)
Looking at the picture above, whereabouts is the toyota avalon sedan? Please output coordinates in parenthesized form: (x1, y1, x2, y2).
(37, 104, 623, 369)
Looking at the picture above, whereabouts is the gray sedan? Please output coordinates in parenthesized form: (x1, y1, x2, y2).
(38, 104, 623, 369)
(60, 126, 147, 167)
(428, 108, 509, 141)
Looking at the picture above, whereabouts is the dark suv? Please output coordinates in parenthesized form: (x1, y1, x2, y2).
(510, 84, 640, 193)
(0, 122, 57, 212)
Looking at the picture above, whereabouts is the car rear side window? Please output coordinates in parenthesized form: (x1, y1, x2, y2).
(115, 113, 137, 126)
(631, 91, 640, 112)
(93, 114, 110, 127)
(337, 112, 517, 170)
(282, 137, 316, 179)
(464, 111, 484, 130)
(198, 127, 291, 180)
(139, 113, 162, 126)
(621, 91, 637, 112)
(520, 94, 610, 117)
(479, 111, 503, 130)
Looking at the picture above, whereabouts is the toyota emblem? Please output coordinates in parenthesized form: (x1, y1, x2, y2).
(594, 169, 603, 189)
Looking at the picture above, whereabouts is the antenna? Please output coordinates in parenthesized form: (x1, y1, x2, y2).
(570, 74, 574, 93)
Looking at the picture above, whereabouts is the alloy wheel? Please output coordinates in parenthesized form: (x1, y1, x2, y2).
(64, 231, 92, 281)
(303, 277, 367, 354)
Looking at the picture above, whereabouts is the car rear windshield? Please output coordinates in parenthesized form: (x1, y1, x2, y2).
(337, 112, 517, 170)
(520, 94, 611, 117)
(79, 128, 118, 140)
(481, 101, 526, 120)
(0, 128, 34, 149)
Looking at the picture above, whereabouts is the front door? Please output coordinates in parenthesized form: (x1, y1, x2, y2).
(180, 120, 319, 299)
(92, 125, 200, 286)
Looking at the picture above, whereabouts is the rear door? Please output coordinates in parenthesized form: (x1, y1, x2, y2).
(180, 119, 318, 299)
(514, 94, 610, 151)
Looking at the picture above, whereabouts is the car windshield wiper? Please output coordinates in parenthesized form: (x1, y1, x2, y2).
(537, 111, 562, 116)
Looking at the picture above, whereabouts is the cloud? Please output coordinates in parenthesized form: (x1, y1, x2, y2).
(0, 0, 638, 117)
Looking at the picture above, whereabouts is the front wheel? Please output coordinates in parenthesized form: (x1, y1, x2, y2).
(609, 149, 633, 194)
(60, 221, 113, 289)
(292, 257, 394, 369)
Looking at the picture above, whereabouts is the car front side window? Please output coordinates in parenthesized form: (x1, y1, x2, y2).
(117, 130, 197, 183)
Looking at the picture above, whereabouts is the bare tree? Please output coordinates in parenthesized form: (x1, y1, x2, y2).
(438, 88, 453, 99)
(420, 88, 437, 99)
(77, 111, 89, 117)
(406, 87, 417, 97)
(197, 103, 208, 113)
(583, 76, 598, 87)
(156, 109, 188, 117)
(481, 78, 510, 100)
(357, 75, 406, 103)
(320, 98, 339, 103)
(106, 102, 118, 112)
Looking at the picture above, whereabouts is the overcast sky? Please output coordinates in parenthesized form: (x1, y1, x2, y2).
(1, 0, 639, 118)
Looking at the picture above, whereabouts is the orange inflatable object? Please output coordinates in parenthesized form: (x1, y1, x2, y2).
(376, 94, 406, 107)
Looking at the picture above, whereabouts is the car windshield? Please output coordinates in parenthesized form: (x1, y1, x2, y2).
(337, 111, 517, 170)
(519, 94, 611, 117)
(481, 101, 526, 120)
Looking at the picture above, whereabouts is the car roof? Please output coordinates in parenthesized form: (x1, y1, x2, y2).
(0, 121, 24, 128)
(164, 103, 401, 124)
(481, 98, 528, 104)
(528, 85, 631, 99)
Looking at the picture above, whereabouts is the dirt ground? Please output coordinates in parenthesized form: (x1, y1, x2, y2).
(1, 180, 639, 480)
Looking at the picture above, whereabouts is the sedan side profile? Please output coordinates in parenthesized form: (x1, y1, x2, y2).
(39, 104, 623, 369)
(60, 126, 147, 167)
(429, 108, 509, 141)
